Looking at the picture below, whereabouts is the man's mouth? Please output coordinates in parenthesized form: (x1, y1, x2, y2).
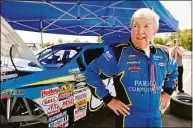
(137, 37, 145, 40)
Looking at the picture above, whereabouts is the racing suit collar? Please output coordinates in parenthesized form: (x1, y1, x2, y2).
(128, 40, 157, 55)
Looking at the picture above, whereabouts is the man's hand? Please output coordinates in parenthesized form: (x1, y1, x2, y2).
(107, 98, 130, 116)
(159, 92, 170, 110)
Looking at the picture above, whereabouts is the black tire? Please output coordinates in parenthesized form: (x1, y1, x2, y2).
(170, 95, 192, 120)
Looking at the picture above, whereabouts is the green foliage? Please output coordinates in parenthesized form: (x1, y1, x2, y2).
(97, 36, 102, 43)
(57, 38, 64, 44)
(74, 38, 80, 43)
(164, 38, 172, 44)
(153, 37, 165, 45)
(43, 42, 54, 48)
(154, 29, 192, 51)
(171, 29, 192, 51)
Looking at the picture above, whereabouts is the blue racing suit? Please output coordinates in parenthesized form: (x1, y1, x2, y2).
(85, 42, 178, 127)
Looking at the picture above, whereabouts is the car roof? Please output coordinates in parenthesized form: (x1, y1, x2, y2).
(51, 43, 106, 50)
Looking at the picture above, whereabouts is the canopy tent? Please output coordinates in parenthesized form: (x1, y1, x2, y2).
(1, 0, 178, 44)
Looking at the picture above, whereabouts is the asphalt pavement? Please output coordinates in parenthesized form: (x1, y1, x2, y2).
(3, 104, 190, 128)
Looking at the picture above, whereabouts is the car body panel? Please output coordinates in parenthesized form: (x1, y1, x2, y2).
(1, 43, 113, 124)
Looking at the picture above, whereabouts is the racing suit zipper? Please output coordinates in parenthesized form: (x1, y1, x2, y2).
(147, 58, 151, 112)
(148, 54, 156, 126)
(147, 56, 153, 126)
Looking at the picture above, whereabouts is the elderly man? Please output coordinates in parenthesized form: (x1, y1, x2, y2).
(85, 8, 178, 127)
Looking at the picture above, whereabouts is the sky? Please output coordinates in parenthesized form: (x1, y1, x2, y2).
(15, 1, 192, 44)
(160, 1, 191, 30)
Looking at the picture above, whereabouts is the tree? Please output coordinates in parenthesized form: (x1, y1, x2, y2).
(154, 29, 192, 51)
(74, 38, 80, 43)
(169, 29, 192, 51)
(57, 38, 64, 44)
(153, 37, 165, 45)
(43, 42, 54, 48)
(97, 36, 102, 43)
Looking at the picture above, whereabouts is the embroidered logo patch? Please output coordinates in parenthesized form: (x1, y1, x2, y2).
(127, 61, 140, 64)
(158, 62, 165, 67)
(103, 51, 113, 61)
(127, 55, 138, 61)
(128, 66, 140, 72)
(154, 55, 163, 60)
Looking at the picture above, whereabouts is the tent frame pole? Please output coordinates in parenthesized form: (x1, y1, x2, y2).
(40, 20, 43, 48)
(174, 27, 179, 60)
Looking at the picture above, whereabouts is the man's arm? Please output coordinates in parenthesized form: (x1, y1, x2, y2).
(85, 47, 118, 101)
(177, 47, 185, 57)
(160, 55, 178, 110)
(171, 46, 185, 58)
(163, 55, 178, 93)
(85, 47, 130, 116)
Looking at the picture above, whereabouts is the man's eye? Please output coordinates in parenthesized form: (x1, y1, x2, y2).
(133, 25, 137, 28)
(145, 25, 149, 28)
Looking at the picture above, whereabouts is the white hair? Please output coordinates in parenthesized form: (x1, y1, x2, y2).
(130, 8, 160, 29)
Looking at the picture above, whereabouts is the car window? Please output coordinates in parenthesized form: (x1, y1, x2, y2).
(36, 48, 52, 61)
(69, 50, 78, 58)
(77, 47, 104, 71)
(83, 48, 104, 65)
(55, 50, 65, 58)
(38, 48, 78, 67)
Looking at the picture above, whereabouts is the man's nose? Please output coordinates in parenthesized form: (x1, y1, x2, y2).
(137, 26, 144, 34)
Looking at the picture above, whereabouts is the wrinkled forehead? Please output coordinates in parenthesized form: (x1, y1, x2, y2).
(132, 17, 155, 24)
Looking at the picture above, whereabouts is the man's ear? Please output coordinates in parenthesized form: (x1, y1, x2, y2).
(154, 28, 158, 35)
(153, 23, 158, 34)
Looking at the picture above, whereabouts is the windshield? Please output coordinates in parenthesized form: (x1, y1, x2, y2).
(35, 47, 79, 68)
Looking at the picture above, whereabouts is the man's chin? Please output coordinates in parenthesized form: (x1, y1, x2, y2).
(135, 46, 145, 50)
(134, 44, 147, 50)
(133, 41, 148, 50)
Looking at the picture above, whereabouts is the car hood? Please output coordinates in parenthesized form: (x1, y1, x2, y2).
(1, 16, 43, 69)
(0, 63, 79, 91)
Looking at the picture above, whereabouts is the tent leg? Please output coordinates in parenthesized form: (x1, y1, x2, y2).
(40, 19, 43, 48)
(174, 27, 180, 60)
(40, 32, 43, 48)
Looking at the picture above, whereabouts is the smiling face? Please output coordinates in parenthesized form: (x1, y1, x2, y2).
(131, 17, 158, 50)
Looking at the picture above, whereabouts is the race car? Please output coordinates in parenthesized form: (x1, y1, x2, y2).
(0, 43, 116, 128)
